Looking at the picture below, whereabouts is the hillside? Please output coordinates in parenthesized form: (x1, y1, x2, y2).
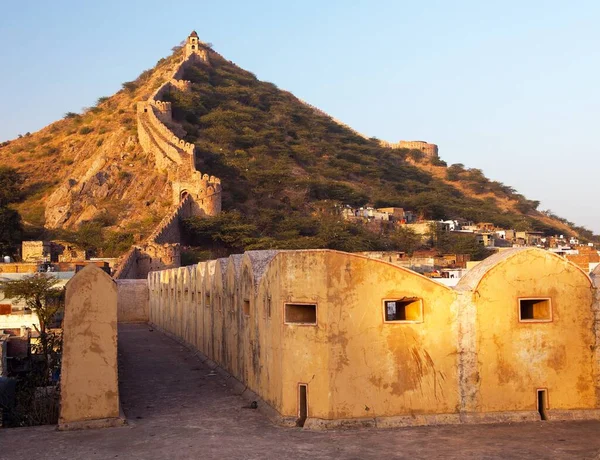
(0, 33, 594, 260)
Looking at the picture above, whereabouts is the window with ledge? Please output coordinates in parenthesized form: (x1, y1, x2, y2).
(383, 298, 423, 323)
(519, 298, 552, 322)
(285, 303, 317, 325)
(243, 299, 250, 317)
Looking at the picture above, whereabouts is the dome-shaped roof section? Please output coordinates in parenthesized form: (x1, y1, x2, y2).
(455, 248, 538, 291)
(455, 247, 593, 291)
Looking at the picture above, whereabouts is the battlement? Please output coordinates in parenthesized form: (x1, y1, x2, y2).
(114, 196, 193, 279)
(151, 100, 172, 123)
(170, 79, 192, 92)
(138, 101, 194, 157)
(149, 193, 195, 244)
(113, 247, 140, 279)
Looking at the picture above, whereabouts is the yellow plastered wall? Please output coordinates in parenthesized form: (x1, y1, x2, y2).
(60, 265, 120, 428)
(195, 262, 206, 353)
(146, 248, 599, 423)
(223, 255, 243, 377)
(212, 259, 227, 367)
(261, 251, 459, 420)
(203, 261, 216, 360)
(470, 250, 595, 413)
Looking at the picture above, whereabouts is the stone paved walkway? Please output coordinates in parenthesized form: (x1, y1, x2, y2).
(2, 323, 600, 459)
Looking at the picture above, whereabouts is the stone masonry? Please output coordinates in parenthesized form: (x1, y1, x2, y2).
(116, 32, 222, 279)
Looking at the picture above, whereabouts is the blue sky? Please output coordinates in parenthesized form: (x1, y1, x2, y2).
(1, 1, 599, 231)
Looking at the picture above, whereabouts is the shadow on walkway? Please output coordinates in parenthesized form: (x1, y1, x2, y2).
(1, 323, 600, 460)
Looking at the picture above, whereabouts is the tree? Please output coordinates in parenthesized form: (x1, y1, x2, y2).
(0, 167, 23, 258)
(0, 166, 22, 207)
(390, 227, 421, 254)
(446, 163, 465, 181)
(0, 274, 64, 378)
(0, 206, 23, 257)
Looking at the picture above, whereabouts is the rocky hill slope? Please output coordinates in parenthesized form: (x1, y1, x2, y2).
(0, 34, 593, 258)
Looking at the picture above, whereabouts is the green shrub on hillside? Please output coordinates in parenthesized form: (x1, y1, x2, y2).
(154, 56, 583, 254)
(78, 126, 94, 135)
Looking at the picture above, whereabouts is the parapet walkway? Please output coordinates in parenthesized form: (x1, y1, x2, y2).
(2, 324, 600, 459)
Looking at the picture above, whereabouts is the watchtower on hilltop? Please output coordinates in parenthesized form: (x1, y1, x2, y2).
(185, 31, 202, 59)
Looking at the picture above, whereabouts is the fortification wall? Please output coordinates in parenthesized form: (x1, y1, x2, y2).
(171, 79, 192, 92)
(138, 103, 193, 159)
(383, 140, 439, 157)
(150, 194, 195, 244)
(136, 114, 178, 172)
(150, 100, 172, 123)
(172, 173, 222, 216)
(119, 35, 223, 280)
(114, 247, 140, 279)
(136, 243, 181, 275)
(146, 248, 600, 428)
(115, 196, 193, 279)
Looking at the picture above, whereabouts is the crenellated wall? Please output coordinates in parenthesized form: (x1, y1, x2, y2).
(150, 194, 195, 244)
(114, 195, 195, 279)
(113, 247, 140, 279)
(118, 33, 221, 280)
(172, 173, 221, 217)
(136, 101, 193, 162)
(146, 248, 600, 428)
(170, 79, 192, 92)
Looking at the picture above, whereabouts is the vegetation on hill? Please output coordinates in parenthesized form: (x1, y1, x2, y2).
(0, 166, 24, 258)
(0, 43, 596, 261)
(158, 54, 593, 260)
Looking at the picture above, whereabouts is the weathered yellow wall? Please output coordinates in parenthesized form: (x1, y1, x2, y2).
(146, 248, 600, 426)
(469, 249, 596, 415)
(194, 262, 205, 354)
(261, 251, 458, 421)
(59, 264, 122, 429)
(116, 279, 149, 323)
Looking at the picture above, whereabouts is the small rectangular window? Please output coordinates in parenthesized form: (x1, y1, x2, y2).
(205, 292, 210, 308)
(267, 296, 272, 318)
(384, 298, 423, 323)
(243, 300, 250, 316)
(285, 303, 317, 325)
(519, 298, 552, 322)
